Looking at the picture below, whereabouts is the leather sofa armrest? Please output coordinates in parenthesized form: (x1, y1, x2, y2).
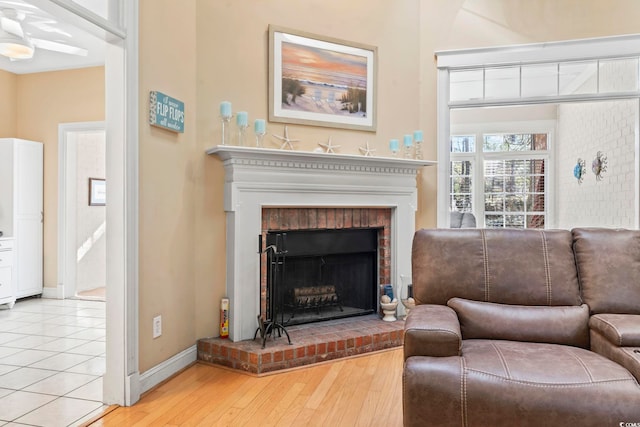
(404, 304, 461, 360)
(589, 314, 640, 347)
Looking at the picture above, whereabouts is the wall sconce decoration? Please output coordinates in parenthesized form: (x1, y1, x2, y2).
(591, 151, 608, 181)
(573, 158, 586, 184)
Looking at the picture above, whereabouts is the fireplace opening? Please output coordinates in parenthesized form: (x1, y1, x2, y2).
(266, 228, 378, 326)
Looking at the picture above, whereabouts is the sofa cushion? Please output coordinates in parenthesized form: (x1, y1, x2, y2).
(589, 314, 640, 346)
(412, 229, 582, 307)
(573, 228, 640, 314)
(450, 211, 463, 228)
(447, 298, 590, 348)
(403, 340, 640, 427)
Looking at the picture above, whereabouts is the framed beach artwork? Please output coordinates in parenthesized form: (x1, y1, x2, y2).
(269, 25, 377, 132)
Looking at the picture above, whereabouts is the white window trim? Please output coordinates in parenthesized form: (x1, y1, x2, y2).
(437, 34, 640, 229)
(451, 121, 555, 228)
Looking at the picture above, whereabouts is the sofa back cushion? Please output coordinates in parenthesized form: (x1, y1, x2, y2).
(573, 228, 640, 314)
(412, 228, 582, 306)
(447, 298, 590, 348)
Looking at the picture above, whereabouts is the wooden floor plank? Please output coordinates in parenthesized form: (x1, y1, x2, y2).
(90, 348, 404, 427)
(303, 359, 345, 410)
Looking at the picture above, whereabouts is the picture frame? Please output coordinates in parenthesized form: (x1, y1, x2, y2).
(89, 178, 106, 206)
(269, 25, 377, 132)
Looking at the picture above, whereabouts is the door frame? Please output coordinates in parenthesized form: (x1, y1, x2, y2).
(32, 0, 141, 406)
(57, 121, 106, 300)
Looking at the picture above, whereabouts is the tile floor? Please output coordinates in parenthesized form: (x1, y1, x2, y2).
(0, 297, 106, 427)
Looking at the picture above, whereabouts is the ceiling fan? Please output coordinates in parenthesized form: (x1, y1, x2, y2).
(0, 6, 87, 60)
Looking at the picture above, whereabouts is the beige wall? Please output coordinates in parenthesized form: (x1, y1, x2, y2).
(0, 70, 17, 137)
(0, 67, 104, 291)
(15, 67, 105, 290)
(138, 0, 198, 371)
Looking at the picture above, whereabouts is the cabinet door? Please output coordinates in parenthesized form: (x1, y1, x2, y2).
(0, 266, 12, 300)
(16, 219, 43, 297)
(16, 142, 43, 217)
(15, 142, 43, 298)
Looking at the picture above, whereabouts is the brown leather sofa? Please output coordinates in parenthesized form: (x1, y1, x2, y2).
(403, 228, 640, 427)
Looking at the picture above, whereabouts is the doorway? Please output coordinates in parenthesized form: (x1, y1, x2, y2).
(58, 122, 106, 301)
(27, 0, 140, 406)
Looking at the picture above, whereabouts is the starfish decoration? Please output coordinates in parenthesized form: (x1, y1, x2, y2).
(318, 137, 341, 154)
(272, 125, 299, 150)
(359, 141, 376, 157)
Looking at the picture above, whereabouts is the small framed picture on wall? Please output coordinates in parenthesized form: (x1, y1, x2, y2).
(89, 178, 106, 206)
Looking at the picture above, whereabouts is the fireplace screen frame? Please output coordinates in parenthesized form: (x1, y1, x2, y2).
(264, 228, 380, 326)
(260, 207, 393, 327)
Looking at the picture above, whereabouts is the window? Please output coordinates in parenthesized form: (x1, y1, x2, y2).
(450, 131, 549, 229)
(450, 135, 475, 212)
(438, 35, 640, 230)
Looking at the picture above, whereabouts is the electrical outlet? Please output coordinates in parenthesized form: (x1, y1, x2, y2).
(153, 315, 162, 338)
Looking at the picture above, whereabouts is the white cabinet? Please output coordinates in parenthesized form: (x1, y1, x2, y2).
(0, 239, 15, 308)
(0, 139, 43, 301)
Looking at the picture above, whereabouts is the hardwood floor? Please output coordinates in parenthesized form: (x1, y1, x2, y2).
(89, 348, 404, 426)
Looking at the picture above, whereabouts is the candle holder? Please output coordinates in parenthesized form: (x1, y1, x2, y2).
(254, 119, 266, 148)
(403, 135, 413, 159)
(236, 111, 249, 146)
(220, 115, 232, 145)
(413, 131, 423, 160)
(219, 101, 233, 145)
(389, 139, 399, 157)
(404, 145, 413, 159)
(237, 124, 249, 147)
(414, 140, 423, 160)
(400, 274, 415, 318)
(255, 132, 265, 148)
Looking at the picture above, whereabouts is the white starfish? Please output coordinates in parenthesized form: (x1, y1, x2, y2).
(359, 141, 376, 157)
(272, 125, 299, 150)
(318, 137, 340, 154)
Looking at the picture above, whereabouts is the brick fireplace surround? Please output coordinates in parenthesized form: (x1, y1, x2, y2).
(259, 206, 392, 317)
(199, 146, 433, 373)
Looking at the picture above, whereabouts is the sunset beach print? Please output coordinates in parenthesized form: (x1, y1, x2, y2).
(281, 41, 368, 117)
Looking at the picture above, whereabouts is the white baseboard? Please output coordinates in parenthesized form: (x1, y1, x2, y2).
(41, 286, 60, 299)
(139, 344, 197, 394)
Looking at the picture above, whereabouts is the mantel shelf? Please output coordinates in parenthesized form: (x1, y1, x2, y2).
(206, 145, 436, 170)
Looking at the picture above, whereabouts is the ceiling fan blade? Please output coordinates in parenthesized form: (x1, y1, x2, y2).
(30, 20, 71, 38)
(31, 38, 87, 56)
(0, 16, 23, 38)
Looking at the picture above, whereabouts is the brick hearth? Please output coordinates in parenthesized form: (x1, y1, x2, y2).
(197, 315, 404, 375)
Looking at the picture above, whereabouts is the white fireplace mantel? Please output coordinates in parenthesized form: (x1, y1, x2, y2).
(207, 145, 435, 341)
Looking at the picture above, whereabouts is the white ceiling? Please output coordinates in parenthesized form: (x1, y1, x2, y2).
(0, 0, 105, 74)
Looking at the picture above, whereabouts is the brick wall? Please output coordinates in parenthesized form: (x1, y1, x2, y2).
(556, 99, 637, 228)
(260, 207, 392, 317)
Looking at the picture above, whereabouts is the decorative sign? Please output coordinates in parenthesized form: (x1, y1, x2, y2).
(149, 91, 185, 133)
